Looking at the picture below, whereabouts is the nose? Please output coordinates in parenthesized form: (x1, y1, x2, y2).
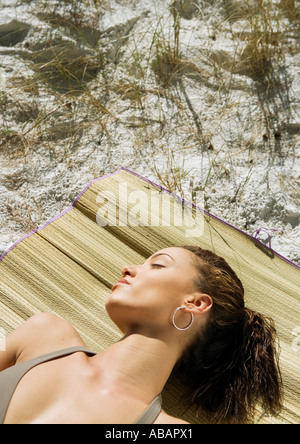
(122, 265, 137, 278)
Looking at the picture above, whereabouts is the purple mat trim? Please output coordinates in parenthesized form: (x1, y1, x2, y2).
(1, 167, 299, 270)
(120, 168, 300, 270)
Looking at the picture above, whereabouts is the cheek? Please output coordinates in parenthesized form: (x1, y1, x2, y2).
(106, 271, 189, 315)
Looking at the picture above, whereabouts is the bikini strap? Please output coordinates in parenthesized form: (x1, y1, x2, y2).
(0, 346, 95, 424)
(135, 394, 162, 424)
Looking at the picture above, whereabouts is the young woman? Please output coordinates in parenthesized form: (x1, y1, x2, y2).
(0, 246, 283, 424)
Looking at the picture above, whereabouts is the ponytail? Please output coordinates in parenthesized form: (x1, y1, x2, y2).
(177, 246, 283, 424)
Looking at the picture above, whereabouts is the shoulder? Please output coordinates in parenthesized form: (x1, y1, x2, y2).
(21, 312, 74, 333)
(13, 313, 86, 362)
(19, 312, 78, 341)
(155, 410, 190, 424)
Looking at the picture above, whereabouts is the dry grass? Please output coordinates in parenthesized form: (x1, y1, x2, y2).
(0, 130, 25, 157)
(221, 0, 287, 79)
(5, 195, 42, 234)
(280, 0, 300, 23)
(151, 0, 184, 87)
(154, 150, 192, 197)
(0, 0, 299, 213)
(29, 45, 102, 94)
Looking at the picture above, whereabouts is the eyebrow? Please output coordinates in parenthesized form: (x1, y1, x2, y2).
(150, 253, 175, 262)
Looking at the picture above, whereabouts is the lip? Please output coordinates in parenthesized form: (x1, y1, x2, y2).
(111, 278, 130, 291)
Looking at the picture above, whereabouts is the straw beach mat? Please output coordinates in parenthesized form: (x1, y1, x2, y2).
(0, 167, 299, 424)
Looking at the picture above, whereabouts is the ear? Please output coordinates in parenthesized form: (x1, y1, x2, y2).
(183, 293, 213, 315)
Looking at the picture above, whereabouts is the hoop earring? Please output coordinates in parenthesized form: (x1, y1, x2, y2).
(172, 306, 194, 331)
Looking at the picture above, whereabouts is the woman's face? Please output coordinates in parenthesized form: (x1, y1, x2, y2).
(106, 247, 200, 334)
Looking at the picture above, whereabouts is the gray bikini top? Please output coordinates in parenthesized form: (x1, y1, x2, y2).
(0, 346, 162, 424)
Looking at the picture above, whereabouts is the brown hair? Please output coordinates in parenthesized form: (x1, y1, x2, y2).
(176, 246, 283, 424)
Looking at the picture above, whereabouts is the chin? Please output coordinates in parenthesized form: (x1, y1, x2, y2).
(105, 294, 128, 329)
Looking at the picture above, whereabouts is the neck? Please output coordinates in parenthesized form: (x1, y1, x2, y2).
(92, 331, 182, 403)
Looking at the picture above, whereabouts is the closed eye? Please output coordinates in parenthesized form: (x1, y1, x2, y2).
(151, 263, 165, 268)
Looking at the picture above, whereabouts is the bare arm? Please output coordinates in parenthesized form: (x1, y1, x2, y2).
(0, 325, 20, 372)
(0, 315, 43, 371)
